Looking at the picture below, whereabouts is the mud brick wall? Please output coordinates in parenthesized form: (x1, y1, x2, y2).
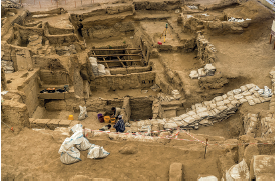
(40, 70, 69, 85)
(89, 71, 156, 91)
(14, 23, 44, 45)
(109, 65, 152, 75)
(31, 8, 66, 15)
(45, 22, 74, 35)
(1, 67, 7, 91)
(130, 97, 153, 120)
(1, 100, 30, 128)
(120, 97, 131, 123)
(196, 33, 217, 64)
(17, 69, 40, 117)
(133, 0, 181, 11)
(82, 21, 135, 40)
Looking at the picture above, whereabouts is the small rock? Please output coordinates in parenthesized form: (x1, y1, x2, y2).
(119, 144, 138, 154)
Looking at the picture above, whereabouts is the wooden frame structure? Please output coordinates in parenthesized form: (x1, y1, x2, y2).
(90, 48, 144, 68)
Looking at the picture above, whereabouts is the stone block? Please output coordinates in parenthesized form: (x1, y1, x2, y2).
(256, 173, 275, 181)
(169, 163, 183, 181)
(250, 155, 275, 180)
(47, 119, 60, 130)
(59, 120, 72, 127)
(32, 119, 50, 129)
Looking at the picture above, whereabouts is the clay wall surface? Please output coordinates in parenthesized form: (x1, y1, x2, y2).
(1, 100, 30, 128)
(130, 97, 153, 120)
(17, 69, 40, 117)
(1, 68, 7, 91)
(196, 33, 217, 64)
(14, 23, 44, 44)
(40, 70, 69, 85)
(89, 71, 156, 91)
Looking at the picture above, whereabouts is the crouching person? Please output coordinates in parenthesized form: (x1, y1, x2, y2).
(113, 115, 125, 133)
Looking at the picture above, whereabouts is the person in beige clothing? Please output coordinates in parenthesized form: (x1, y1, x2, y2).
(111, 107, 121, 119)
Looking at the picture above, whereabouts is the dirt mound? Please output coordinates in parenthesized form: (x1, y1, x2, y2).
(119, 143, 138, 154)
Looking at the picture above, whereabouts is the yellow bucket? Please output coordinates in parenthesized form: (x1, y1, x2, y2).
(68, 115, 74, 120)
(104, 116, 110, 123)
(110, 117, 116, 124)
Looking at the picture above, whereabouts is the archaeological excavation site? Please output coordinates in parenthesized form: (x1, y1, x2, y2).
(1, 0, 275, 180)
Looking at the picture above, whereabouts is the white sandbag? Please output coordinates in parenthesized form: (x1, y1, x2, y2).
(78, 106, 88, 120)
(70, 124, 83, 134)
(75, 137, 92, 151)
(87, 144, 110, 159)
(227, 159, 250, 181)
(58, 130, 83, 154)
(97, 64, 105, 70)
(60, 147, 81, 164)
(198, 175, 218, 181)
(89, 57, 97, 64)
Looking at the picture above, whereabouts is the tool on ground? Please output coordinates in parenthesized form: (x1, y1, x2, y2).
(160, 23, 171, 43)
(204, 138, 208, 159)
(1, 121, 14, 132)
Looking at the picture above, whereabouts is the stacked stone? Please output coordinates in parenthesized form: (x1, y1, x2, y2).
(243, 113, 259, 138)
(261, 114, 275, 140)
(134, 83, 272, 131)
(196, 33, 217, 64)
(1, 60, 14, 73)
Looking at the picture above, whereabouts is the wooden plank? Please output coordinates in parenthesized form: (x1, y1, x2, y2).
(91, 48, 141, 51)
(91, 54, 141, 57)
(117, 56, 126, 68)
(97, 59, 142, 63)
(102, 57, 109, 69)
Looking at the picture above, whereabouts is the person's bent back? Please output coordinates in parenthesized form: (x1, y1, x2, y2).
(113, 115, 125, 132)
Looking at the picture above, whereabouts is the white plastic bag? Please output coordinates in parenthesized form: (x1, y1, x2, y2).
(78, 106, 88, 120)
(70, 124, 83, 134)
(60, 147, 81, 164)
(58, 131, 83, 154)
(75, 137, 92, 151)
(87, 144, 110, 159)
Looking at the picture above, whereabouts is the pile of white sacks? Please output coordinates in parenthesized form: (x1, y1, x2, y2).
(228, 17, 251, 22)
(189, 64, 216, 79)
(59, 124, 110, 164)
(134, 83, 273, 131)
(89, 57, 110, 76)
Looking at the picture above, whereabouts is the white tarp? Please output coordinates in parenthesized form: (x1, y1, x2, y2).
(87, 144, 110, 159)
(60, 147, 81, 164)
(78, 106, 88, 120)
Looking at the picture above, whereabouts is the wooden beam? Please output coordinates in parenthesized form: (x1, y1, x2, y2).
(97, 59, 142, 63)
(102, 57, 109, 69)
(91, 48, 142, 51)
(117, 56, 126, 68)
(90, 54, 141, 57)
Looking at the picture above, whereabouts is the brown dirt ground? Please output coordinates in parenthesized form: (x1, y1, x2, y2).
(1, 126, 226, 181)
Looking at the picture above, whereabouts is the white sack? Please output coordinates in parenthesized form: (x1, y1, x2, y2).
(58, 130, 83, 154)
(87, 144, 110, 159)
(78, 106, 88, 120)
(71, 124, 83, 134)
(226, 159, 249, 181)
(75, 137, 92, 151)
(60, 147, 81, 164)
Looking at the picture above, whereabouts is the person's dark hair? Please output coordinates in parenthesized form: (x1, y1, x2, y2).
(111, 107, 115, 111)
(107, 124, 111, 129)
